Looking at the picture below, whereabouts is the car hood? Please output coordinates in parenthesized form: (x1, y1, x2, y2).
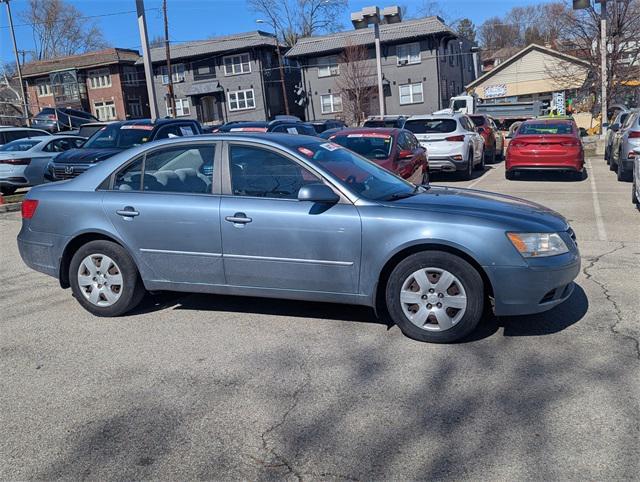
(52, 147, 123, 164)
(379, 186, 569, 232)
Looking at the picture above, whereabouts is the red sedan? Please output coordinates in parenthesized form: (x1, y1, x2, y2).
(328, 128, 429, 184)
(505, 119, 584, 180)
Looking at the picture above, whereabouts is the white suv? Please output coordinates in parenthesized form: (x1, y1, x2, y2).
(404, 114, 484, 179)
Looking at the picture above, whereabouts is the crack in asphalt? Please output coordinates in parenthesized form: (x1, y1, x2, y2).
(582, 242, 640, 360)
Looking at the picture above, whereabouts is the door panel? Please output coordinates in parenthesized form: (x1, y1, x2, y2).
(220, 197, 361, 293)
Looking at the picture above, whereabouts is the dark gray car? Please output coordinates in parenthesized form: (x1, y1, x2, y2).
(18, 134, 580, 343)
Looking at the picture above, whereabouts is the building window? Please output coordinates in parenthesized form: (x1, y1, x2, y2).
(227, 89, 255, 111)
(449, 44, 455, 66)
(193, 59, 216, 80)
(397, 42, 421, 65)
(88, 69, 112, 89)
(399, 82, 423, 105)
(166, 98, 191, 117)
(320, 93, 342, 114)
(159, 64, 185, 85)
(128, 100, 143, 118)
(36, 80, 52, 97)
(122, 66, 138, 86)
(94, 100, 117, 120)
(223, 53, 251, 76)
(317, 56, 339, 77)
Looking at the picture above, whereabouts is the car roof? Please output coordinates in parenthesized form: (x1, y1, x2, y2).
(0, 126, 50, 131)
(523, 118, 575, 124)
(330, 127, 399, 136)
(406, 114, 460, 120)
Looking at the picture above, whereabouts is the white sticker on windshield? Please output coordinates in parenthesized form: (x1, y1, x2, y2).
(320, 142, 340, 151)
(286, 127, 299, 134)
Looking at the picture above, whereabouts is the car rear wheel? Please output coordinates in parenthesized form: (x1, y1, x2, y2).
(484, 148, 496, 164)
(632, 177, 638, 206)
(474, 150, 485, 171)
(385, 251, 484, 343)
(69, 240, 145, 317)
(421, 167, 429, 185)
(617, 161, 631, 182)
(505, 170, 515, 180)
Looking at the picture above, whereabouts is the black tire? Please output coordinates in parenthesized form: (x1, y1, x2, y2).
(385, 251, 484, 343)
(461, 152, 473, 180)
(610, 152, 618, 171)
(0, 186, 17, 195)
(617, 161, 631, 182)
(69, 240, 145, 317)
(505, 170, 515, 180)
(421, 167, 429, 185)
(632, 178, 638, 206)
(484, 148, 496, 164)
(474, 149, 485, 171)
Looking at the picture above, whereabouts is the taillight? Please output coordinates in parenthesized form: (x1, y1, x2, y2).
(509, 140, 526, 148)
(445, 135, 465, 142)
(629, 131, 640, 138)
(21, 199, 38, 219)
(47, 115, 56, 120)
(0, 158, 31, 165)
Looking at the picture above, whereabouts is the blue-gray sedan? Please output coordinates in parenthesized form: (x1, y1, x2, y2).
(17, 134, 580, 343)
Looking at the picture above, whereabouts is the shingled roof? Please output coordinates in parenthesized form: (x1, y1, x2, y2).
(286, 16, 453, 58)
(143, 30, 280, 64)
(22, 48, 141, 78)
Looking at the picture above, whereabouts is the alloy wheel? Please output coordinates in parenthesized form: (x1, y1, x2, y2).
(77, 253, 124, 307)
(400, 267, 468, 331)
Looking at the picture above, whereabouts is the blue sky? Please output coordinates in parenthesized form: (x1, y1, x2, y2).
(1, 0, 536, 64)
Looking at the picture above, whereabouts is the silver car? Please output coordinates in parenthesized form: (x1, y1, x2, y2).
(0, 135, 85, 194)
(610, 110, 640, 181)
(605, 110, 630, 164)
(17, 134, 581, 344)
(403, 114, 484, 179)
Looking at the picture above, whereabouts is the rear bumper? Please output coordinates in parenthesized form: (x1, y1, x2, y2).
(0, 177, 29, 188)
(506, 158, 584, 172)
(427, 156, 468, 172)
(485, 251, 581, 316)
(17, 226, 68, 280)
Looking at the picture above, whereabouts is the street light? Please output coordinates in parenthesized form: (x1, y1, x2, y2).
(350, 6, 401, 117)
(256, 19, 290, 116)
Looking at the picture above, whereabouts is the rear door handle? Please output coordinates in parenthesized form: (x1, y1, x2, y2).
(116, 207, 139, 217)
(225, 212, 252, 224)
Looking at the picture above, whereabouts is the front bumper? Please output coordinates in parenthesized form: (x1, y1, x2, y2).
(485, 250, 581, 316)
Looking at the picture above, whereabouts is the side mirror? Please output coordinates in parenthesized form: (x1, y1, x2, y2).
(298, 183, 339, 204)
(398, 149, 413, 159)
(610, 123, 620, 132)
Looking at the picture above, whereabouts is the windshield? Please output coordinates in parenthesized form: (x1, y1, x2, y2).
(469, 116, 485, 127)
(0, 139, 39, 151)
(519, 123, 574, 135)
(83, 124, 152, 149)
(297, 141, 416, 201)
(404, 119, 457, 134)
(363, 120, 398, 128)
(331, 133, 393, 160)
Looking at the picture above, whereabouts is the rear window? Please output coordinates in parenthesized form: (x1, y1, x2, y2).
(0, 139, 39, 151)
(331, 133, 393, 160)
(519, 123, 574, 135)
(469, 116, 486, 127)
(404, 119, 457, 134)
(38, 108, 55, 116)
(363, 120, 399, 128)
(78, 125, 106, 138)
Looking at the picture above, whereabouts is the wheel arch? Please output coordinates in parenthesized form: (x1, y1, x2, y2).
(374, 242, 495, 313)
(58, 231, 136, 289)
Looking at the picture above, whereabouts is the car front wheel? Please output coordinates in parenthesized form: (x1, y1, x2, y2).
(69, 240, 145, 317)
(385, 251, 484, 343)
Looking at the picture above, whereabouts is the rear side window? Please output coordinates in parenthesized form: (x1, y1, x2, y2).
(154, 124, 197, 139)
(519, 123, 574, 135)
(468, 116, 486, 127)
(404, 119, 457, 134)
(3, 130, 32, 142)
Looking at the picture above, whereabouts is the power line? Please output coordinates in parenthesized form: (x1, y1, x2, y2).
(0, 7, 160, 30)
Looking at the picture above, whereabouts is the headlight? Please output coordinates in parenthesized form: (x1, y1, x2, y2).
(507, 232, 569, 258)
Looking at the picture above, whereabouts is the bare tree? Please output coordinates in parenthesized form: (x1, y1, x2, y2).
(248, 0, 347, 46)
(455, 18, 476, 43)
(149, 36, 165, 49)
(21, 0, 108, 60)
(336, 42, 376, 125)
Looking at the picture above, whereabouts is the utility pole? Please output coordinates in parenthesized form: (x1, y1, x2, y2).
(599, 0, 608, 136)
(458, 40, 465, 94)
(162, 0, 176, 118)
(373, 21, 384, 116)
(2, 0, 30, 126)
(256, 20, 289, 116)
(135, 0, 158, 119)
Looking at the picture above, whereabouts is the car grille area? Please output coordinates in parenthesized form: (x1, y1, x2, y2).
(53, 166, 86, 180)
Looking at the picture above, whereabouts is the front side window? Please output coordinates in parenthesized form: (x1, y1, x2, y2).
(228, 89, 255, 111)
(399, 83, 423, 105)
(320, 93, 342, 114)
(43, 138, 83, 152)
(224, 53, 251, 75)
(397, 42, 421, 65)
(165, 98, 191, 117)
(229, 145, 320, 199)
(94, 101, 117, 121)
(113, 157, 143, 191)
(318, 55, 340, 77)
(88, 69, 112, 89)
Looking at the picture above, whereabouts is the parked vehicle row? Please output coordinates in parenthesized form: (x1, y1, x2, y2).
(607, 109, 639, 182)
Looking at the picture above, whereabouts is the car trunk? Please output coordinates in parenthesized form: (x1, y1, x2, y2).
(510, 135, 581, 159)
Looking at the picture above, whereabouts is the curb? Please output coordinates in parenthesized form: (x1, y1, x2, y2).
(0, 201, 21, 213)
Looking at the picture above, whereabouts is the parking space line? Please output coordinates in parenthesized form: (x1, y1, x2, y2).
(466, 165, 496, 189)
(587, 159, 608, 241)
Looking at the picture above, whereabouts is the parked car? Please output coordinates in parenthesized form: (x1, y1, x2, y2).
(362, 115, 407, 128)
(327, 128, 429, 184)
(468, 114, 502, 162)
(17, 133, 580, 343)
(504, 121, 523, 150)
(48, 118, 202, 181)
(633, 147, 640, 208)
(0, 127, 51, 146)
(609, 110, 640, 182)
(215, 119, 317, 135)
(604, 110, 630, 164)
(31, 107, 98, 133)
(309, 119, 347, 134)
(318, 127, 345, 139)
(403, 114, 484, 179)
(0, 135, 85, 194)
(505, 119, 584, 180)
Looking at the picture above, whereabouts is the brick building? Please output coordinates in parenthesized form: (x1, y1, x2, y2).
(22, 48, 150, 121)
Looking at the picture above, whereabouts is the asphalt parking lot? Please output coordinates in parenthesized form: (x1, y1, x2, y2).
(1, 156, 638, 480)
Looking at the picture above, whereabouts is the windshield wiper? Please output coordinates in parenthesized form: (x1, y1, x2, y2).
(381, 191, 416, 201)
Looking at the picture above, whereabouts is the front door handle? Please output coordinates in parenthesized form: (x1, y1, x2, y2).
(116, 207, 139, 217)
(225, 212, 252, 224)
